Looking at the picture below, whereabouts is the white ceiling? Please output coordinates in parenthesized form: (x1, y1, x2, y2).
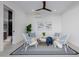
(11, 1, 79, 15)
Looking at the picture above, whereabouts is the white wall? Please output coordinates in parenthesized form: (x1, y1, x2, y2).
(0, 2, 4, 51)
(27, 15, 62, 37)
(62, 4, 79, 48)
(4, 7, 8, 35)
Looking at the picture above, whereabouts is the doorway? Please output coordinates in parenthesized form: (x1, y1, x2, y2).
(3, 5, 13, 47)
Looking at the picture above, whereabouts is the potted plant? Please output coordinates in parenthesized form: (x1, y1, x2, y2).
(25, 24, 32, 36)
(42, 32, 46, 37)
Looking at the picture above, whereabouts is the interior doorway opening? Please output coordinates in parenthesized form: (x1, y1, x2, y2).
(3, 5, 13, 48)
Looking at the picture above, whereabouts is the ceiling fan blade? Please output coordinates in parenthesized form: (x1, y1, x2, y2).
(45, 8, 52, 12)
(35, 8, 43, 11)
(35, 1, 46, 11)
(35, 1, 52, 12)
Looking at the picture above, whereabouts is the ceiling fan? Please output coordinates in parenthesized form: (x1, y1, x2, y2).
(35, 1, 52, 12)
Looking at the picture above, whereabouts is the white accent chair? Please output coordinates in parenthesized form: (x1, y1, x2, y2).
(53, 33, 70, 53)
(22, 33, 38, 51)
(60, 33, 70, 53)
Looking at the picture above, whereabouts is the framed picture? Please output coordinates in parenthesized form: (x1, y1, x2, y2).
(38, 22, 44, 29)
(37, 21, 52, 31)
(45, 23, 52, 29)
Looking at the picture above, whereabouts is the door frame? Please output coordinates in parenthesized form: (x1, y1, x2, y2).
(3, 4, 15, 45)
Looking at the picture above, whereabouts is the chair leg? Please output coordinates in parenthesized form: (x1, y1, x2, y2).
(35, 44, 37, 48)
(53, 41, 57, 48)
(64, 44, 68, 53)
(25, 46, 29, 51)
(35, 43, 38, 48)
(24, 42, 27, 47)
(25, 46, 27, 51)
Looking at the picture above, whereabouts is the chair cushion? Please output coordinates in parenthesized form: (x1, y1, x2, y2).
(46, 37, 53, 46)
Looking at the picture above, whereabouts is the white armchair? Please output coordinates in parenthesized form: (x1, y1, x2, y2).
(22, 33, 38, 51)
(59, 33, 70, 53)
(53, 33, 70, 53)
